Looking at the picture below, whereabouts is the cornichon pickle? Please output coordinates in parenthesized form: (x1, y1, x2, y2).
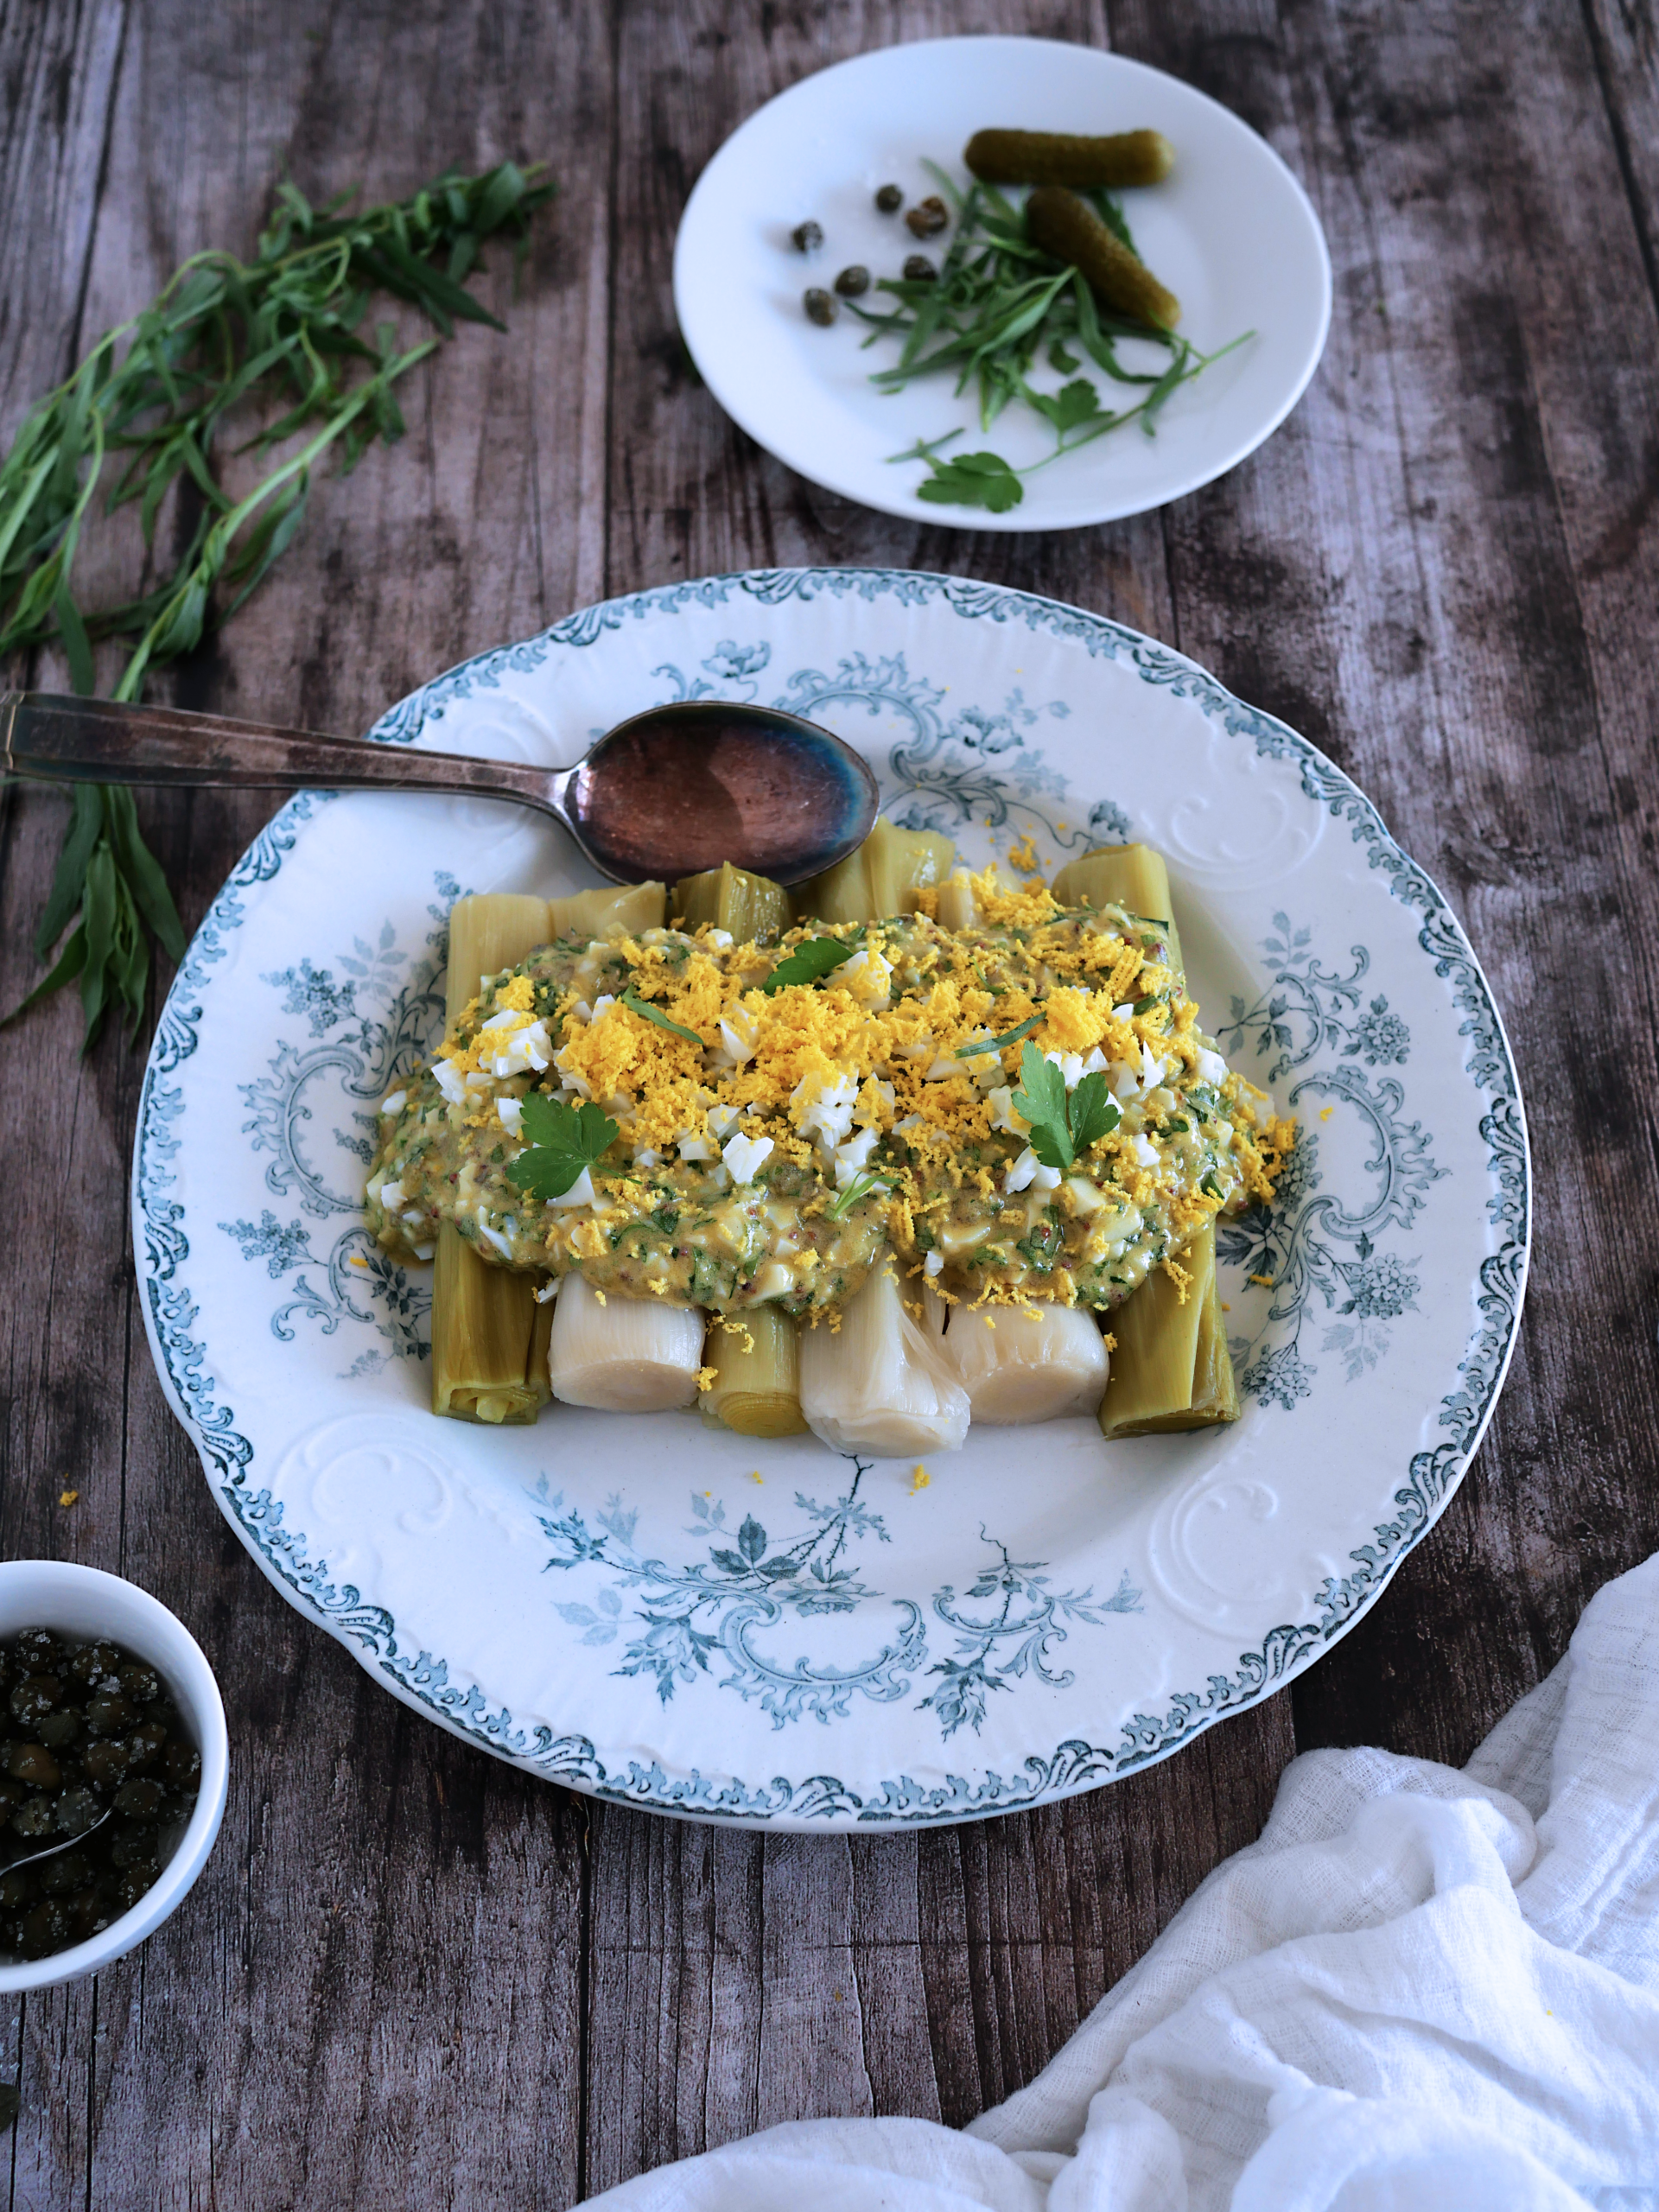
(1024, 185, 1179, 329)
(963, 128, 1175, 188)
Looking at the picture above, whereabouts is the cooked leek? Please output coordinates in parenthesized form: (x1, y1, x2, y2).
(431, 892, 554, 1424)
(939, 1301, 1109, 1424)
(545, 881, 666, 942)
(548, 1274, 705, 1410)
(799, 1254, 970, 1456)
(1051, 843, 1184, 970)
(795, 816, 955, 925)
(673, 861, 790, 944)
(932, 867, 983, 931)
(1096, 1224, 1238, 1437)
(701, 1307, 808, 1436)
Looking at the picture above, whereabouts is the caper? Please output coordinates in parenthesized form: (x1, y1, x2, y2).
(85, 1691, 133, 1738)
(113, 1779, 166, 1823)
(20, 1900, 71, 1959)
(790, 219, 823, 253)
(6, 1743, 60, 1791)
(902, 255, 938, 283)
(874, 183, 903, 213)
(905, 195, 949, 238)
(162, 1741, 200, 1789)
(10, 1796, 53, 1839)
(803, 288, 837, 327)
(14, 1630, 60, 1667)
(38, 1852, 91, 1897)
(110, 1824, 159, 1872)
(53, 1786, 101, 1835)
(834, 264, 870, 297)
(67, 1643, 121, 1687)
(81, 1739, 130, 1788)
(116, 1664, 161, 1705)
(36, 1709, 79, 1749)
(124, 1721, 167, 1770)
(10, 1676, 60, 1727)
(111, 1867, 154, 1916)
(0, 1872, 35, 1913)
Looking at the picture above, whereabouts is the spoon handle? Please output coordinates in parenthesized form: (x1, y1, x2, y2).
(0, 691, 570, 819)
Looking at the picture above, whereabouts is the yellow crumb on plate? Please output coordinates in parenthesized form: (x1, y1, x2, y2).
(909, 1464, 931, 1494)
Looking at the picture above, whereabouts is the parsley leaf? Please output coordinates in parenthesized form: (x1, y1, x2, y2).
(1010, 1041, 1121, 1171)
(761, 937, 857, 995)
(1069, 1070, 1120, 1154)
(505, 1092, 618, 1201)
(1027, 378, 1104, 436)
(916, 450, 1025, 512)
(619, 988, 704, 1046)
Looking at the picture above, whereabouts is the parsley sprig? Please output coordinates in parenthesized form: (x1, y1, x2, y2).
(1010, 1041, 1121, 1172)
(505, 1092, 617, 1202)
(0, 160, 555, 1049)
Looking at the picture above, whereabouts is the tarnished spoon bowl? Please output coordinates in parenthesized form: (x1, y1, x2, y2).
(0, 690, 880, 888)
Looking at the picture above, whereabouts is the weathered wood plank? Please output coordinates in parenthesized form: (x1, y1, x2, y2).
(1, 0, 613, 2203)
(1109, 0, 1659, 1761)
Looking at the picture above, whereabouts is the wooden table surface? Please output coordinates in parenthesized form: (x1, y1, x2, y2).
(2, 1, 1656, 2202)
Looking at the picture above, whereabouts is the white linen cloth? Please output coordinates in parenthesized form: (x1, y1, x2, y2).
(584, 1551, 1659, 2210)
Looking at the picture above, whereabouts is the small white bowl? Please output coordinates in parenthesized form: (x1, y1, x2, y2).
(0, 1561, 228, 1992)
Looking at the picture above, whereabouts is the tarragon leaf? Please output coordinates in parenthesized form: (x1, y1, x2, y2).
(505, 1092, 618, 1201)
(619, 988, 704, 1046)
(827, 1169, 894, 1220)
(956, 1009, 1044, 1058)
(761, 937, 856, 995)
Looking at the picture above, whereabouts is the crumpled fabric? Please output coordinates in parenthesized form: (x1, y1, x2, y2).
(582, 1550, 1659, 2210)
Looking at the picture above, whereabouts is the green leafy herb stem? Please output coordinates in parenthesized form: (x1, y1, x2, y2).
(0, 160, 555, 1048)
(855, 162, 1249, 512)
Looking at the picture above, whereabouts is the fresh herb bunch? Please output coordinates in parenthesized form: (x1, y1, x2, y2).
(855, 163, 1246, 512)
(0, 159, 554, 1049)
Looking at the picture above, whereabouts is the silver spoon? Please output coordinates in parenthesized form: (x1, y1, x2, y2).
(2, 1805, 112, 1877)
(0, 690, 881, 887)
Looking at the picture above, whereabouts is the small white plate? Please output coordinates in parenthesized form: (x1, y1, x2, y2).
(136, 571, 1528, 1830)
(674, 37, 1332, 530)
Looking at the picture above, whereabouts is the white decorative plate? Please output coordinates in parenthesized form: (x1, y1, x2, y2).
(136, 571, 1529, 1829)
(674, 38, 1332, 530)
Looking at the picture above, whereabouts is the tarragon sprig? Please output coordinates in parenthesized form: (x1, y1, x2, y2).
(0, 160, 555, 1049)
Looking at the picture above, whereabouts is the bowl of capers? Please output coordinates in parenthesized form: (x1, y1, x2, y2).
(0, 1560, 227, 1991)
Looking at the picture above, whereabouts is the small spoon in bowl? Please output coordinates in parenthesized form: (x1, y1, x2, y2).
(0, 691, 881, 887)
(1, 1805, 112, 1878)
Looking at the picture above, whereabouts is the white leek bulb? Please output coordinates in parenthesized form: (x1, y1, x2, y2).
(938, 1301, 1108, 1424)
(548, 1274, 704, 1412)
(799, 1253, 970, 1457)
